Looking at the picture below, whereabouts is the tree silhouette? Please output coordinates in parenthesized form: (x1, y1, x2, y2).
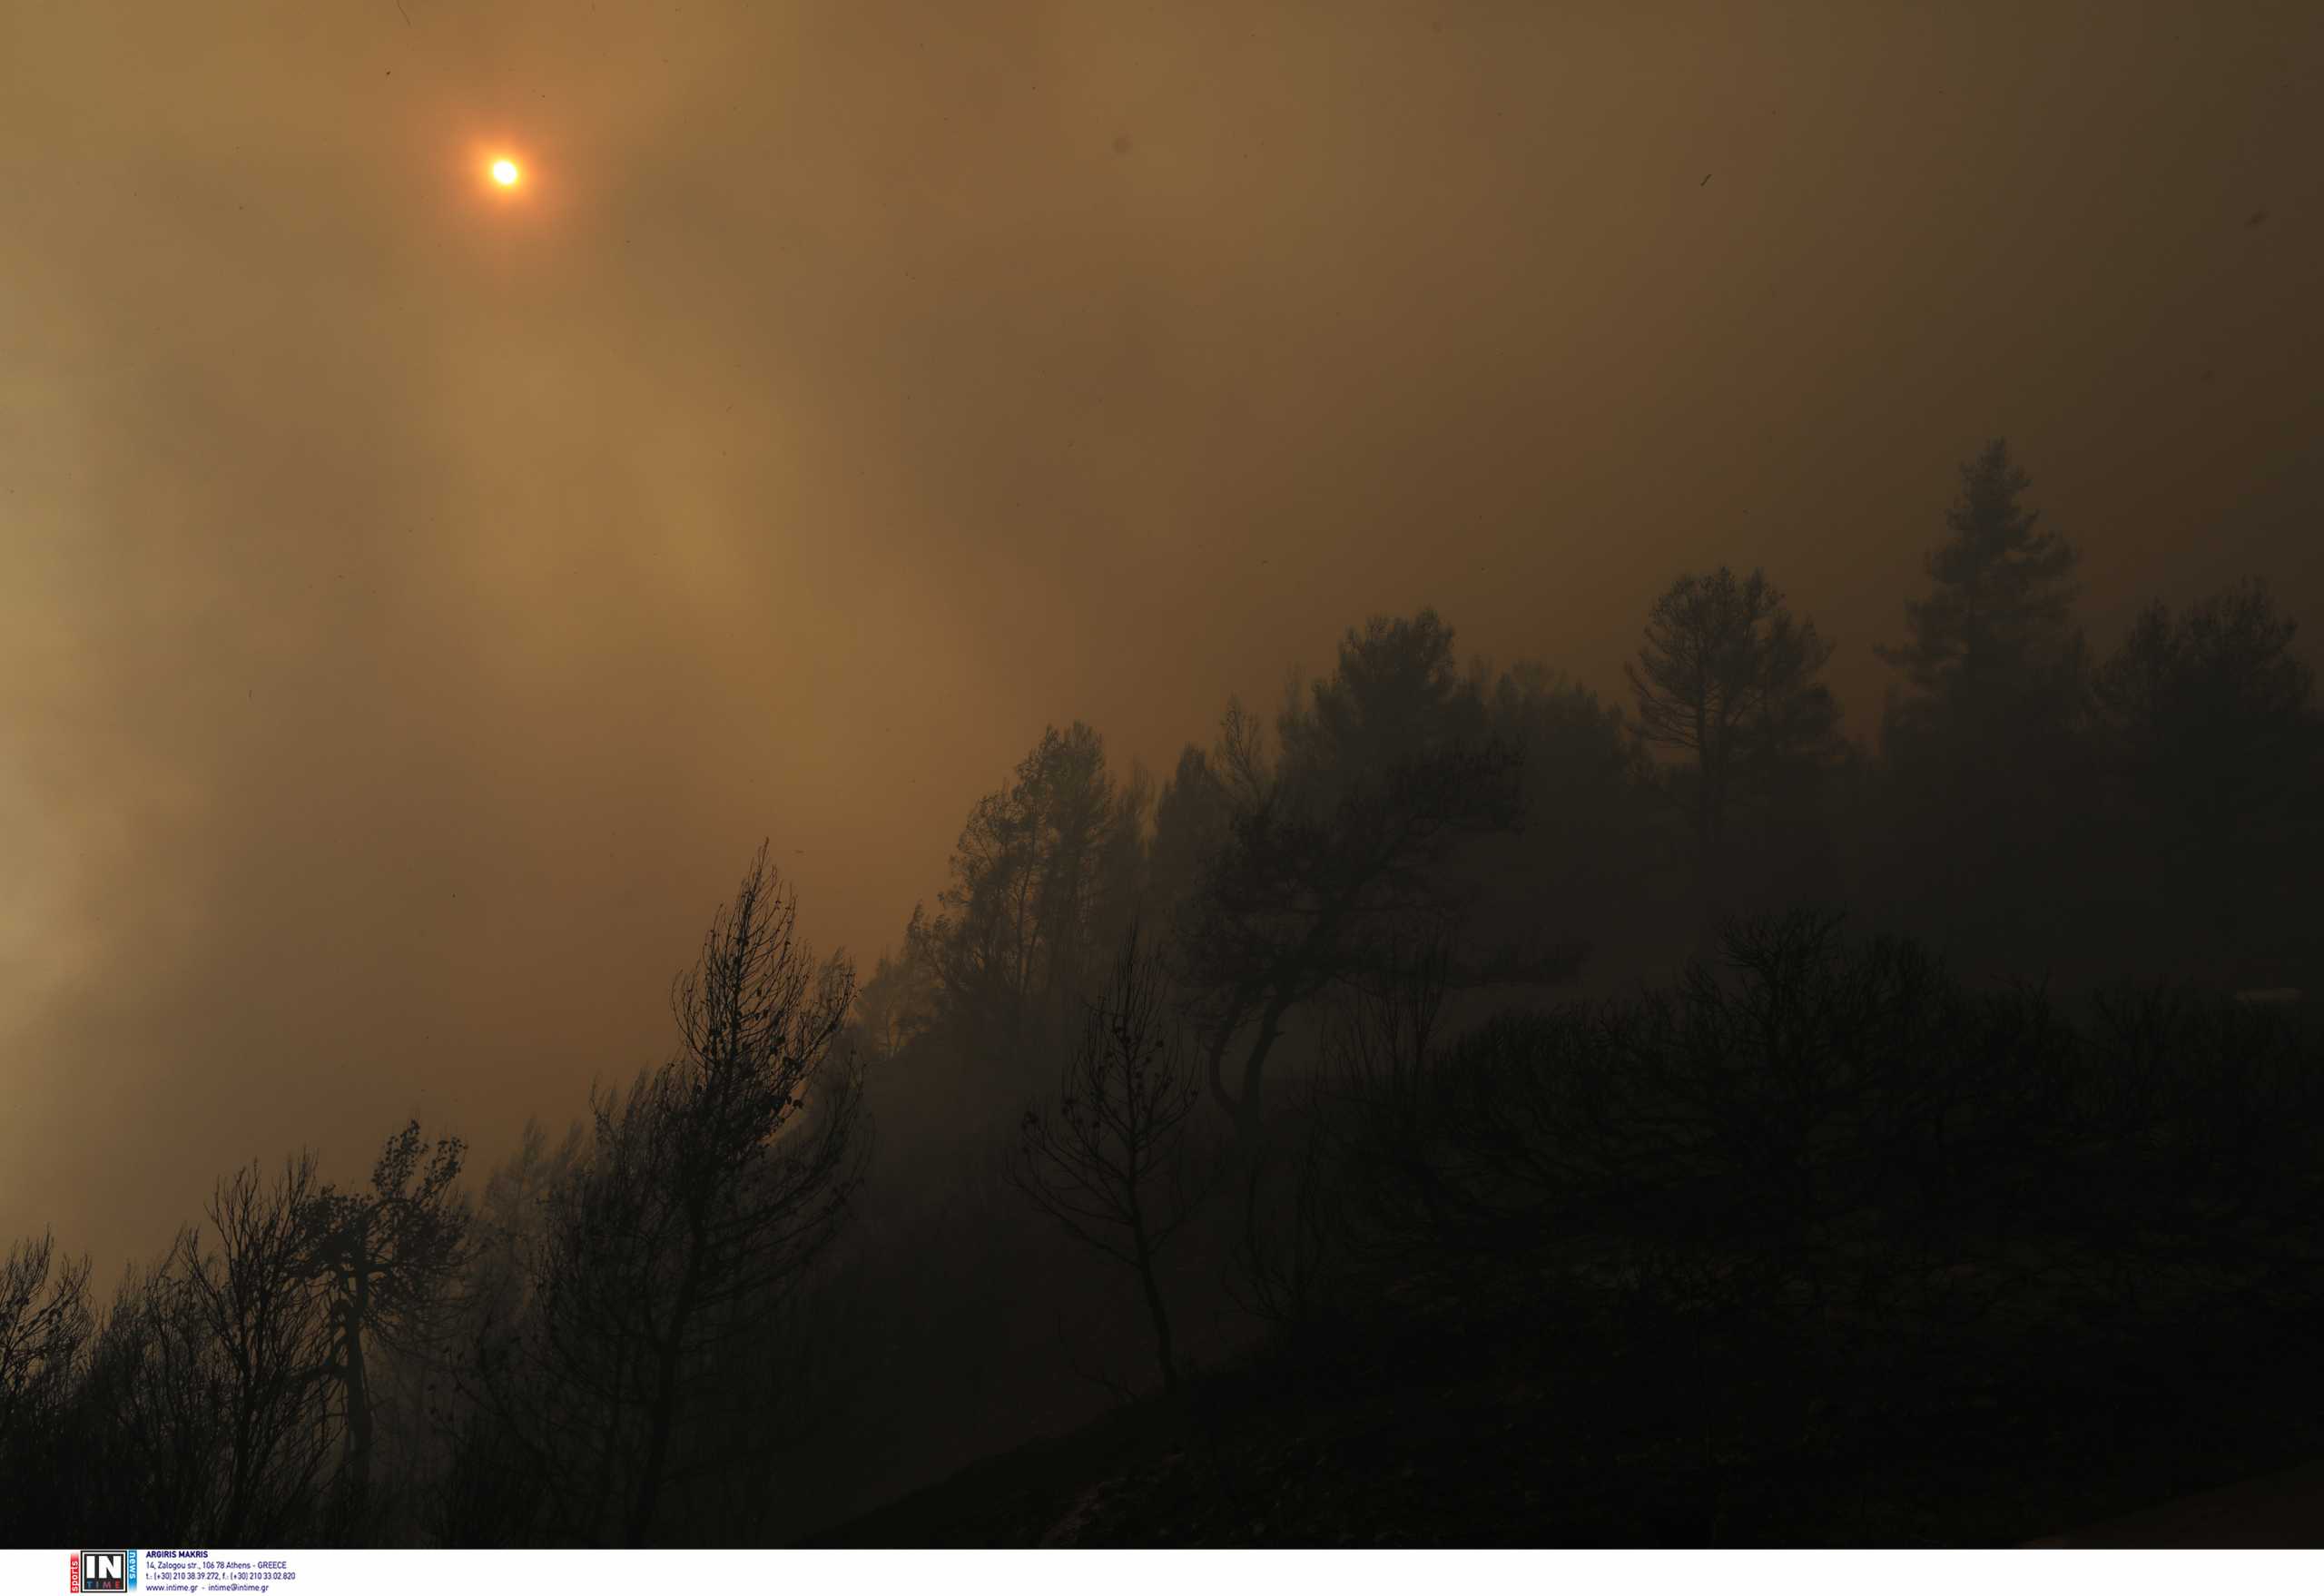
(851, 945, 940, 1063)
(179, 1157, 337, 1541)
(71, 1257, 228, 1539)
(909, 723, 1150, 1057)
(2093, 576, 2318, 803)
(1170, 613, 1565, 1142)
(0, 1231, 93, 1513)
(1147, 743, 1238, 931)
(1465, 661, 1673, 984)
(2092, 576, 2324, 982)
(499, 845, 866, 1544)
(1623, 566, 1842, 906)
(1012, 925, 1208, 1394)
(297, 1120, 469, 1526)
(1876, 438, 2084, 746)
(1867, 440, 2093, 966)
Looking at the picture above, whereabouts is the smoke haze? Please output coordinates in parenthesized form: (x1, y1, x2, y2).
(3, 0, 2319, 1272)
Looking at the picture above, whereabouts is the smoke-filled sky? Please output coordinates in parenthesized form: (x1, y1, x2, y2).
(3, 0, 2318, 1271)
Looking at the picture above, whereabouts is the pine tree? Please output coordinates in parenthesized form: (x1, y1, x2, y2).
(1868, 439, 2095, 972)
(1876, 438, 2083, 746)
(906, 723, 1150, 1053)
(1624, 566, 1843, 906)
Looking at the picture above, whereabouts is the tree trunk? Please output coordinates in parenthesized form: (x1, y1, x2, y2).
(340, 1265, 373, 1523)
(1696, 758, 1727, 911)
(1232, 994, 1293, 1146)
(1131, 1224, 1177, 1394)
(629, 1230, 704, 1545)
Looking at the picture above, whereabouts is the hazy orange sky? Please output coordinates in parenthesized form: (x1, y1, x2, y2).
(3, 0, 2318, 1271)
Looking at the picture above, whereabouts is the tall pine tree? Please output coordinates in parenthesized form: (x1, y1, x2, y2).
(1876, 438, 2085, 750)
(1867, 439, 2095, 975)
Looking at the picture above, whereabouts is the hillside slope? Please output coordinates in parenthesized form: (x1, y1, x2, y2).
(821, 1262, 2324, 1547)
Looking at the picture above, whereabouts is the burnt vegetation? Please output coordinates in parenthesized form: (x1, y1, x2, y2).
(5, 440, 2323, 1546)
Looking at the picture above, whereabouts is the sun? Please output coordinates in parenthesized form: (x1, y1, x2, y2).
(490, 158, 520, 187)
